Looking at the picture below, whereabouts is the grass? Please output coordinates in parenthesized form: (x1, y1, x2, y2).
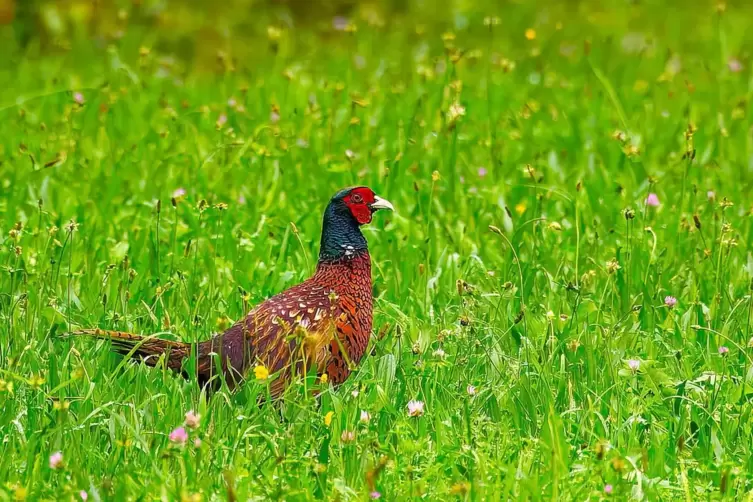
(1, 0, 753, 499)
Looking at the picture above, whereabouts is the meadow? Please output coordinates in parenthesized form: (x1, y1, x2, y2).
(1, 0, 753, 499)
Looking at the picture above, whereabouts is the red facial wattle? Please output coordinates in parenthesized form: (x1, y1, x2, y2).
(344, 187, 376, 225)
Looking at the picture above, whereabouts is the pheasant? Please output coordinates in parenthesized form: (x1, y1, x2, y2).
(73, 186, 393, 396)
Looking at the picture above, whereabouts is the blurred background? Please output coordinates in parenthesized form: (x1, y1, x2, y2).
(1, 0, 429, 63)
(3, 0, 750, 77)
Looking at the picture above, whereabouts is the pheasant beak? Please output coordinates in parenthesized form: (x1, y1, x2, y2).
(370, 195, 394, 212)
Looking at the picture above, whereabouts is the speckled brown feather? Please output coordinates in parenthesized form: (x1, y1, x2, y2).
(204, 251, 372, 393)
(73, 252, 373, 395)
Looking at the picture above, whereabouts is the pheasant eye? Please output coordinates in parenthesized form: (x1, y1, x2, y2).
(351, 193, 363, 203)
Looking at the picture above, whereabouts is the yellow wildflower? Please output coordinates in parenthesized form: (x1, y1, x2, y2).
(13, 486, 27, 501)
(254, 365, 269, 381)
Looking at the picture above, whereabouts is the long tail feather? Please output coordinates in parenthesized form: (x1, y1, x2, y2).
(71, 329, 192, 373)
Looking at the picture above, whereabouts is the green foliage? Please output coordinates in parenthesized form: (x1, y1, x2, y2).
(1, 0, 753, 499)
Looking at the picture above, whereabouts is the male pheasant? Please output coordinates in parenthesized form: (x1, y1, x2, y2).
(74, 186, 393, 396)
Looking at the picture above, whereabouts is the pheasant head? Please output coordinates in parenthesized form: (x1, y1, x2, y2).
(319, 186, 394, 261)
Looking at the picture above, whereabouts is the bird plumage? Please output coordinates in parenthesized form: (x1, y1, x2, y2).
(71, 186, 391, 397)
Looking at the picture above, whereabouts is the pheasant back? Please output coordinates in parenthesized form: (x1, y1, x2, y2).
(213, 251, 373, 394)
